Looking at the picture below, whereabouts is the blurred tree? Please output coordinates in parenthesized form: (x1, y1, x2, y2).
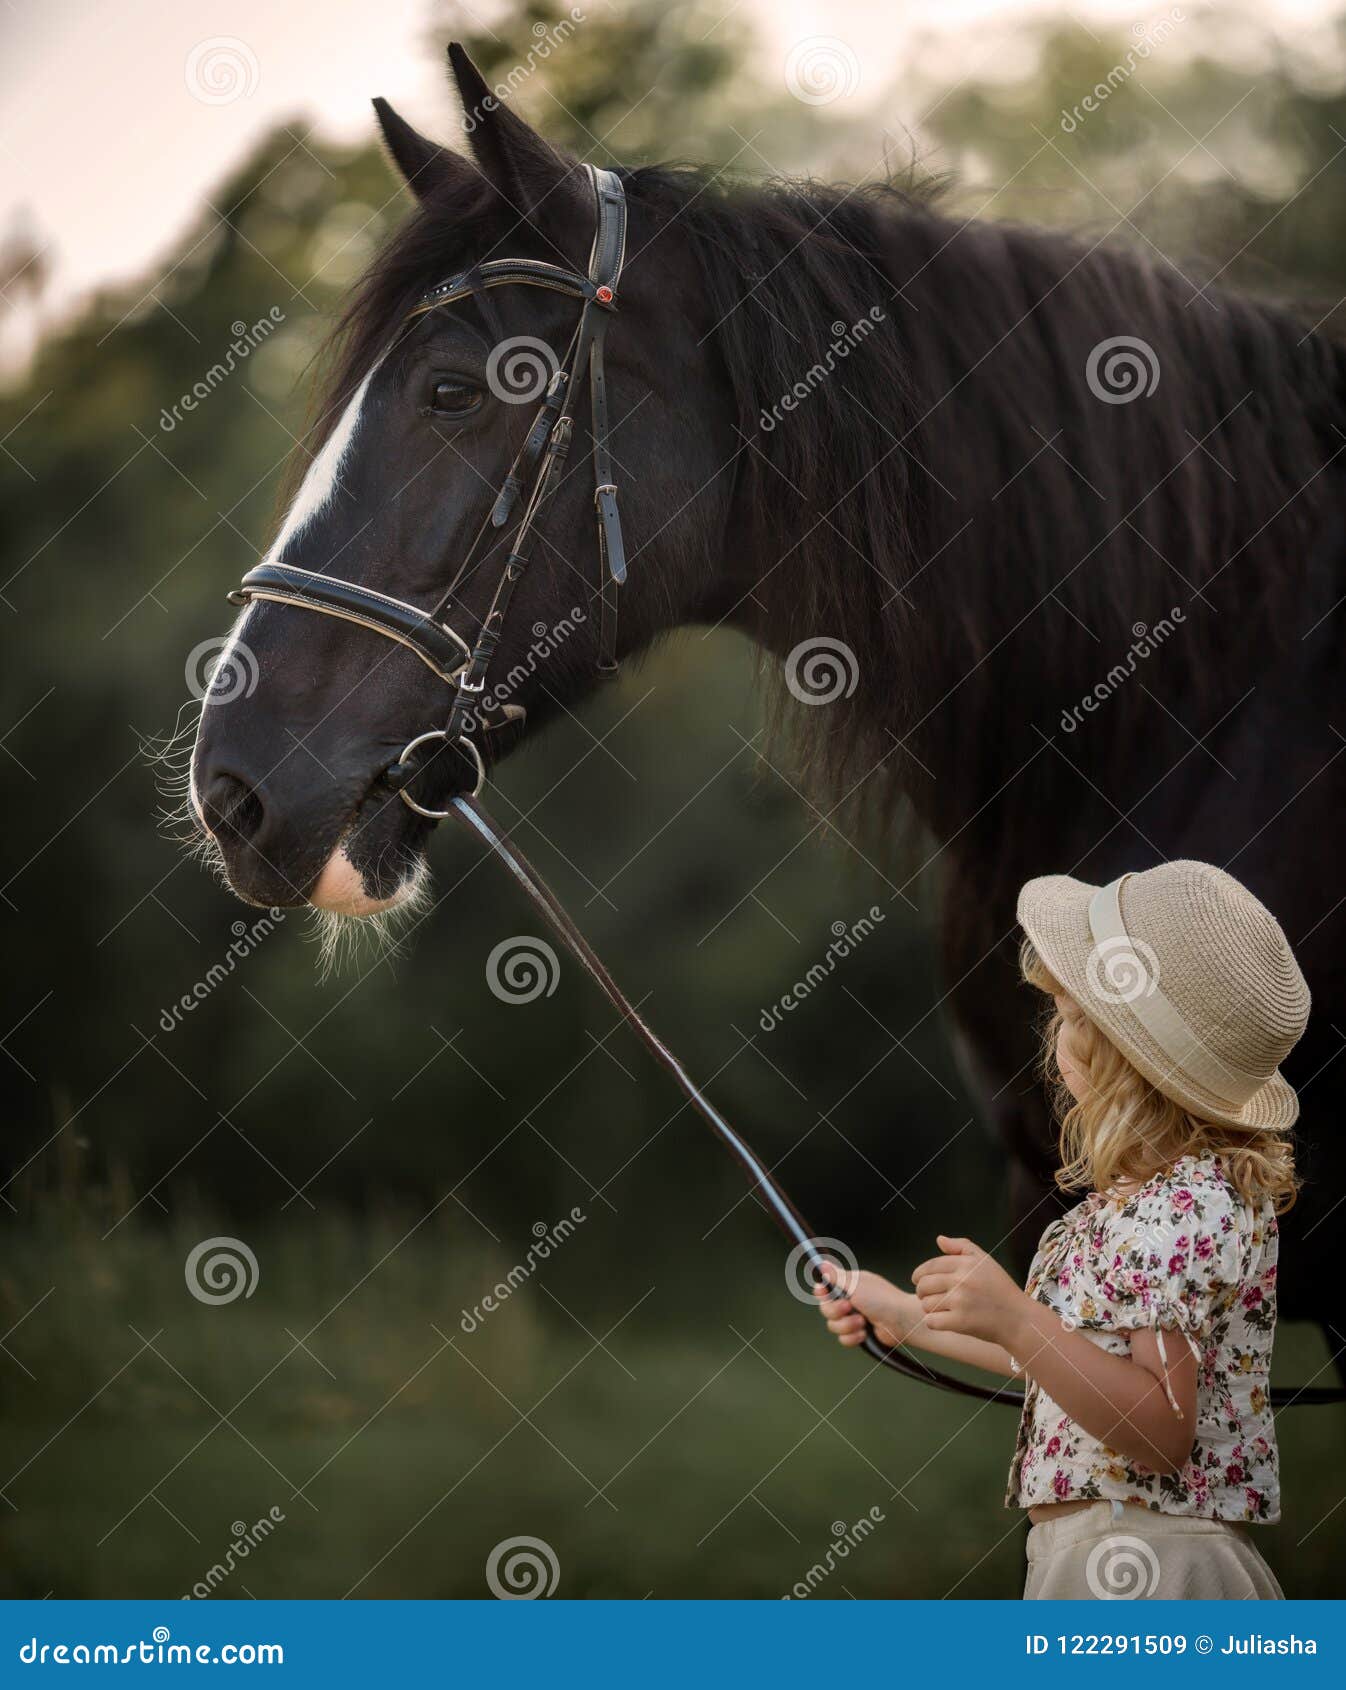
(4, 1, 1346, 1248)
(916, 8, 1346, 320)
(431, 0, 753, 163)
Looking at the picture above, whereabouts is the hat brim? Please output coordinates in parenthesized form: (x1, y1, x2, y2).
(1017, 873, 1298, 1133)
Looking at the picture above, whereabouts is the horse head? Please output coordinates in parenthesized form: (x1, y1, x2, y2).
(190, 44, 741, 915)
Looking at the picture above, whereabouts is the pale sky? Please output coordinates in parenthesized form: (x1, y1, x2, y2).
(1, 0, 1339, 369)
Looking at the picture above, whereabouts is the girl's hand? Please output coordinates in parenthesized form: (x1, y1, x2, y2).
(812, 1259, 919, 1350)
(911, 1235, 1027, 1346)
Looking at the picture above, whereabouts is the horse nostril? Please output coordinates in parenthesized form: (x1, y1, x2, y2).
(200, 771, 266, 844)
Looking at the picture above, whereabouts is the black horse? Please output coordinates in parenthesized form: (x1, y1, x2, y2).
(191, 45, 1346, 1342)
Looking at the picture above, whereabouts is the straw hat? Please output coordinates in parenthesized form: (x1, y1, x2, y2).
(1017, 860, 1310, 1132)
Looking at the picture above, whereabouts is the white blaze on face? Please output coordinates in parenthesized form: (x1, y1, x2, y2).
(266, 362, 381, 562)
(279, 358, 410, 915)
(190, 358, 383, 834)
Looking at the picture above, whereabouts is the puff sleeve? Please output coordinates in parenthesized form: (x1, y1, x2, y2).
(1099, 1170, 1246, 1332)
(1092, 1167, 1249, 1413)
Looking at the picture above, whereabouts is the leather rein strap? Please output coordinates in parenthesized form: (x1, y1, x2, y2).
(451, 794, 1021, 1405)
(449, 794, 1346, 1410)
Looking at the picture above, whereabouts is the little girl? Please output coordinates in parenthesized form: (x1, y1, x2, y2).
(816, 860, 1310, 1600)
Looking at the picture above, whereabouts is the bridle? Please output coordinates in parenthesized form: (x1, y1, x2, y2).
(230, 162, 630, 811)
(224, 169, 1344, 1410)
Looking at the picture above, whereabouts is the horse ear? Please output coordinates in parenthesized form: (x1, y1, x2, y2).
(372, 97, 454, 201)
(446, 41, 586, 228)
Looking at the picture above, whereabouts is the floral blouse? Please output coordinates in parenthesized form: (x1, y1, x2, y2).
(1006, 1154, 1280, 1523)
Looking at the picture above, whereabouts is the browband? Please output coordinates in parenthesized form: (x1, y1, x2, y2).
(405, 259, 607, 318)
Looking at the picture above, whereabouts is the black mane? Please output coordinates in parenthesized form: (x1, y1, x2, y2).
(620, 164, 1345, 836)
(296, 154, 1346, 836)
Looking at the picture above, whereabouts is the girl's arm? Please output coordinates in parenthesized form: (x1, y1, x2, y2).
(813, 1260, 1020, 1380)
(914, 1236, 1197, 1474)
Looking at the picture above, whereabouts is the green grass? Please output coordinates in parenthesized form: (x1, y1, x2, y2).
(3, 1195, 1344, 1600)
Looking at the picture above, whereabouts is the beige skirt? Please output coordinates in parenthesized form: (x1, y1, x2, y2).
(1024, 1501, 1284, 1600)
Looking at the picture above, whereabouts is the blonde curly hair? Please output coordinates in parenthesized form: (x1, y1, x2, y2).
(1020, 939, 1298, 1213)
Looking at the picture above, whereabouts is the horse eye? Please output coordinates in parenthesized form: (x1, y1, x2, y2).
(426, 376, 481, 418)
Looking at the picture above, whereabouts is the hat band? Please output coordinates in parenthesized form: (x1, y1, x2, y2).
(1087, 876, 1266, 1107)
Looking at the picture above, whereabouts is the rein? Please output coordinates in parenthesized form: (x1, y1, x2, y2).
(450, 796, 1346, 1411)
(450, 795, 1022, 1403)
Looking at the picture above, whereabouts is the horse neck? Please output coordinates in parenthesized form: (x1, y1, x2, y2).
(720, 195, 1346, 851)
